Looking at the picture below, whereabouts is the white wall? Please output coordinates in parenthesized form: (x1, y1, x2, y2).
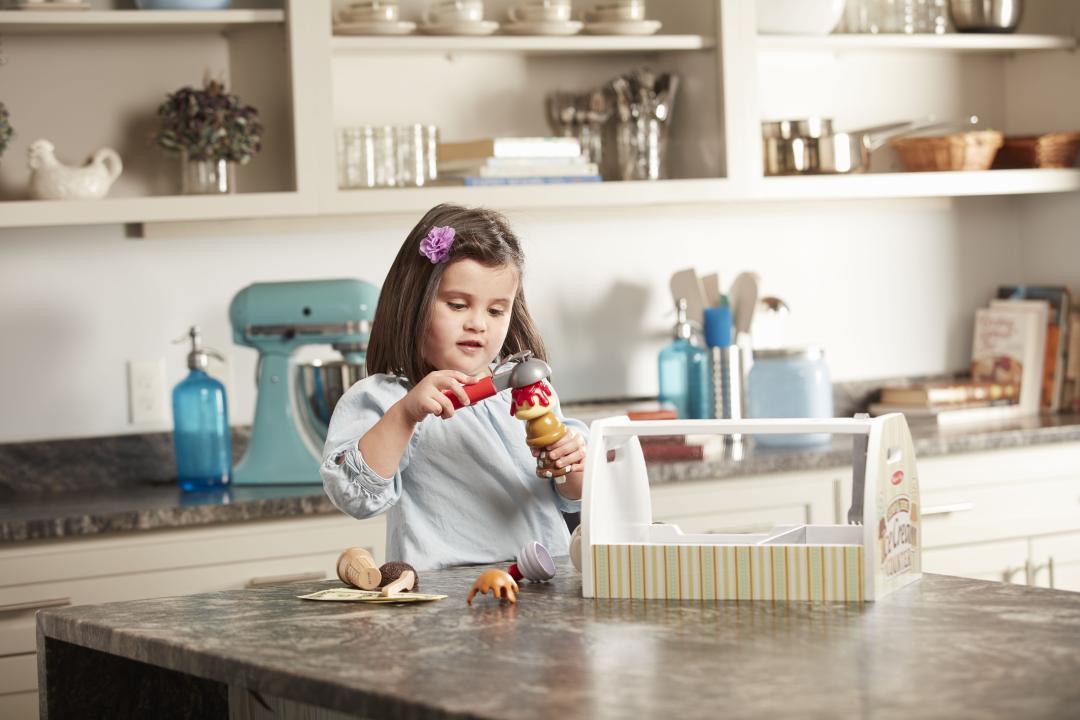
(0, 197, 1022, 443)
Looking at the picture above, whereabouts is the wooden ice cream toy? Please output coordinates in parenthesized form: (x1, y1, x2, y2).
(580, 414, 922, 602)
(508, 358, 571, 483)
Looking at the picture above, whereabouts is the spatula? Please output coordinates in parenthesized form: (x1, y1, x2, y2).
(669, 268, 707, 328)
(729, 272, 759, 338)
(701, 272, 722, 309)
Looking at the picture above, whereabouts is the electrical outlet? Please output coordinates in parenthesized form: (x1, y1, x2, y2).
(128, 359, 168, 426)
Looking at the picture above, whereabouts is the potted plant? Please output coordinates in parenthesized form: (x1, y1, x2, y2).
(155, 79, 263, 194)
(0, 102, 13, 163)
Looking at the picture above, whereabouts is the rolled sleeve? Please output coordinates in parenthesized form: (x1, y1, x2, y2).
(319, 374, 413, 520)
(320, 439, 401, 518)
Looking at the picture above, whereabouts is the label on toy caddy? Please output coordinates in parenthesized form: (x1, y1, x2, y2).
(875, 460, 921, 596)
(879, 491, 917, 578)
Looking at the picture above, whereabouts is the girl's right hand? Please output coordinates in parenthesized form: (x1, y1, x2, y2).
(399, 370, 479, 423)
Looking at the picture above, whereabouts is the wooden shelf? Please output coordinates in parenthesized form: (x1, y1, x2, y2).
(0, 9, 285, 34)
(322, 178, 731, 213)
(754, 169, 1080, 200)
(0, 192, 306, 229)
(757, 33, 1076, 53)
(331, 34, 714, 54)
(7, 171, 1079, 229)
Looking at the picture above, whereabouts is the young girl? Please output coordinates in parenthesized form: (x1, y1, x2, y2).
(320, 204, 587, 571)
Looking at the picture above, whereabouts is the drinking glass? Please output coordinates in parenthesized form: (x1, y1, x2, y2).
(394, 124, 439, 186)
(337, 127, 375, 189)
(371, 126, 397, 187)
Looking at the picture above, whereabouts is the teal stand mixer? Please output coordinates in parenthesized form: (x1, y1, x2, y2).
(229, 279, 379, 485)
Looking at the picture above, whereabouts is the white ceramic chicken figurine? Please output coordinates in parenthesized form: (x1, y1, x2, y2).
(27, 139, 123, 200)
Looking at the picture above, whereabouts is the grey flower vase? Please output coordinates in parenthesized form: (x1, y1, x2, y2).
(180, 150, 236, 194)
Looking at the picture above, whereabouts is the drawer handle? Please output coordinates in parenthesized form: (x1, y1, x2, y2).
(922, 502, 975, 517)
(246, 571, 326, 588)
(0, 597, 72, 614)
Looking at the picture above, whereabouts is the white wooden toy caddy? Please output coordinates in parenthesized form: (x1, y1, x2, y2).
(580, 415, 921, 602)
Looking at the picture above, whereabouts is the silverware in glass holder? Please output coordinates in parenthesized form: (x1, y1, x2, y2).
(607, 67, 679, 181)
(545, 90, 610, 168)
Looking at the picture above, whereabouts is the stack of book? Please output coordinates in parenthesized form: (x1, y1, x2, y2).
(437, 137, 602, 186)
(868, 379, 1019, 424)
(871, 284, 1076, 424)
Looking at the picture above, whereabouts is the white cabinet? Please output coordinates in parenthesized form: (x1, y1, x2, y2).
(1029, 532, 1080, 592)
(0, 513, 384, 720)
(922, 538, 1031, 583)
(917, 443, 1080, 592)
(650, 467, 843, 535)
(6, 0, 1080, 230)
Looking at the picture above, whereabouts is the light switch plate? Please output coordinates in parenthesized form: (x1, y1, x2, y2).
(128, 358, 168, 426)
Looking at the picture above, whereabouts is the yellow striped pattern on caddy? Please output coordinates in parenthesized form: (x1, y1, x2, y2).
(592, 544, 865, 601)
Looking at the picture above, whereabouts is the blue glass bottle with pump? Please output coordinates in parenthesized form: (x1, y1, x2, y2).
(659, 298, 712, 419)
(172, 326, 232, 492)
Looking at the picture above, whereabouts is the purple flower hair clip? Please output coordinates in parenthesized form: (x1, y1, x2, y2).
(420, 225, 455, 264)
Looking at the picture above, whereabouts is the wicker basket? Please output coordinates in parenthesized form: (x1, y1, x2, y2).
(890, 130, 1004, 172)
(991, 132, 1080, 169)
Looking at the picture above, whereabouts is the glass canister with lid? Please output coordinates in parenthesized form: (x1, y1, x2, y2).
(747, 346, 834, 447)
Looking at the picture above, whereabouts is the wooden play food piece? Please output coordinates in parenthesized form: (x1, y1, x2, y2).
(507, 541, 556, 583)
(381, 570, 417, 597)
(466, 569, 519, 604)
(379, 561, 419, 591)
(513, 379, 568, 448)
(336, 547, 382, 590)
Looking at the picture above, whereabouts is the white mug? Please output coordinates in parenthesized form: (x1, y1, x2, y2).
(509, 1, 573, 23)
(423, 0, 485, 25)
(586, 1, 647, 23)
(338, 1, 400, 24)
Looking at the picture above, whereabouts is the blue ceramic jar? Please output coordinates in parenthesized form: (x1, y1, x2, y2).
(747, 347, 833, 447)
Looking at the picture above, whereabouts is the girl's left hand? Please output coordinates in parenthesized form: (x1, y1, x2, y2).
(532, 429, 586, 477)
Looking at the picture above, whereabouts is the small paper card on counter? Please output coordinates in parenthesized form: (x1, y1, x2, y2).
(298, 588, 447, 603)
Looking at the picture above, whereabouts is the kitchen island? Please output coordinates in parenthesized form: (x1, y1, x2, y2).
(37, 558, 1080, 719)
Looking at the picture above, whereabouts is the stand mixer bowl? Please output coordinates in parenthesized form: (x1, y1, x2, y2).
(295, 360, 366, 448)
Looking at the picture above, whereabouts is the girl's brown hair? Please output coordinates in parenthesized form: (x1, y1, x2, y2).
(366, 204, 547, 383)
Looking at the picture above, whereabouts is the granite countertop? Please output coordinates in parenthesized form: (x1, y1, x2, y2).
(37, 558, 1080, 719)
(5, 413, 1080, 543)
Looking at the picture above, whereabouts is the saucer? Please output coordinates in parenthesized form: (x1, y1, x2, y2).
(419, 20, 500, 35)
(502, 19, 583, 35)
(583, 19, 662, 35)
(334, 20, 417, 35)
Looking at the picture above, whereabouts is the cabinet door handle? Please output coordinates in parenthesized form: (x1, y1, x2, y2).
(246, 571, 326, 588)
(922, 502, 975, 517)
(1030, 557, 1056, 589)
(1001, 566, 1024, 584)
(0, 597, 72, 614)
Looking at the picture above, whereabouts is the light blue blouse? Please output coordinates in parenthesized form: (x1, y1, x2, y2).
(320, 373, 585, 571)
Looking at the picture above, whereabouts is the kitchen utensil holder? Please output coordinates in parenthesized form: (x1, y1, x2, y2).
(890, 130, 1004, 171)
(615, 117, 667, 181)
(580, 414, 923, 602)
(711, 346, 743, 421)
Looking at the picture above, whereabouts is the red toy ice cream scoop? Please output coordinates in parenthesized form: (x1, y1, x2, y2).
(441, 350, 533, 409)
